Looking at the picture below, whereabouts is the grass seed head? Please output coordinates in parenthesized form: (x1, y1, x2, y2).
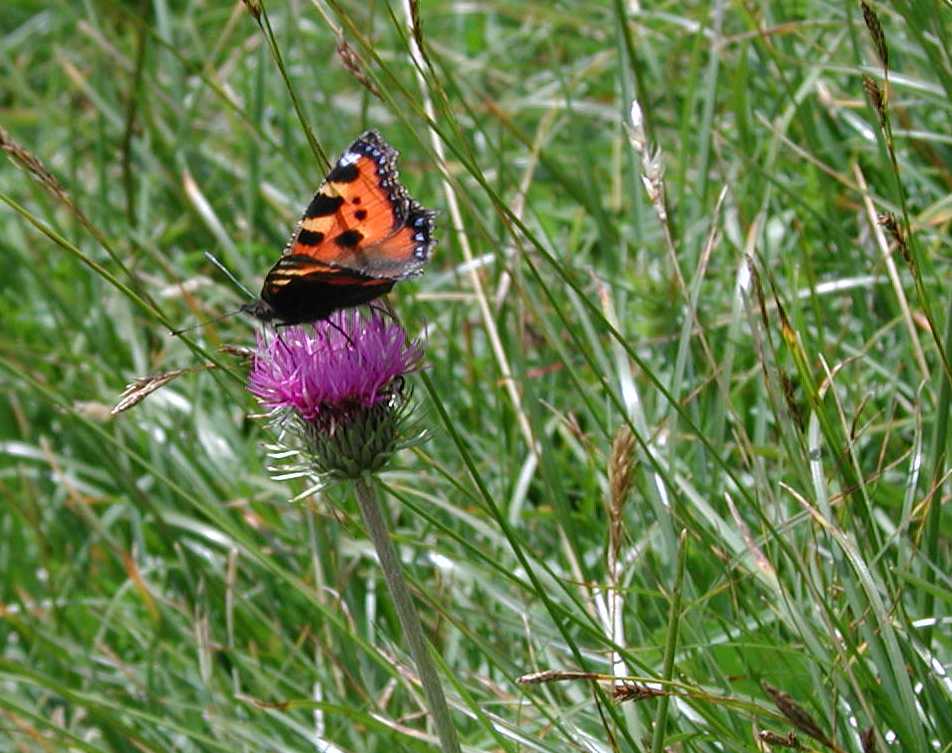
(762, 682, 833, 749)
(861, 2, 888, 70)
(608, 424, 636, 551)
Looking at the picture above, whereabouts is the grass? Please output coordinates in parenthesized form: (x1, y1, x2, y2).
(1, 0, 951, 751)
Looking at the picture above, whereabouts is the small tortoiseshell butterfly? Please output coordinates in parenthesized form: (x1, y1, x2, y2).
(242, 130, 435, 325)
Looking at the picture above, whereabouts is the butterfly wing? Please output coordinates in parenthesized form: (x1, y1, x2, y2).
(284, 130, 435, 279)
(257, 256, 394, 325)
(251, 130, 435, 324)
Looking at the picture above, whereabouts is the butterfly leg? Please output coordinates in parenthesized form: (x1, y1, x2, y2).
(322, 316, 356, 349)
(368, 296, 400, 324)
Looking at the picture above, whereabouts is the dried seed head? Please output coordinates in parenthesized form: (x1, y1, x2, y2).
(761, 682, 833, 748)
(240, 0, 262, 21)
(608, 425, 636, 556)
(1, 126, 69, 203)
(2, 125, 118, 250)
(776, 297, 796, 348)
(625, 99, 668, 223)
(337, 38, 382, 99)
(780, 371, 805, 433)
(862, 75, 885, 125)
(627, 100, 647, 154)
(860, 2, 888, 70)
(612, 682, 665, 703)
(757, 730, 800, 748)
(112, 367, 207, 415)
(878, 211, 911, 265)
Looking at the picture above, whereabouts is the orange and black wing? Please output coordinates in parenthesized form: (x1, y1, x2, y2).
(283, 130, 435, 279)
(251, 131, 435, 325)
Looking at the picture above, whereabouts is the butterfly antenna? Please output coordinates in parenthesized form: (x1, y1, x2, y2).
(204, 251, 256, 299)
(170, 306, 246, 336)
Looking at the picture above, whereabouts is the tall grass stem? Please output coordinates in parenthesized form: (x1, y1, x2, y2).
(353, 476, 461, 753)
(651, 529, 687, 753)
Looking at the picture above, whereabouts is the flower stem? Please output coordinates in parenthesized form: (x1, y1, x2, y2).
(354, 476, 461, 753)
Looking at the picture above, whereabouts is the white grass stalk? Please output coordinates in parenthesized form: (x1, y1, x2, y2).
(401, 0, 539, 460)
(852, 162, 929, 382)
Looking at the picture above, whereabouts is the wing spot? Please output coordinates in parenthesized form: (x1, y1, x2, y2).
(334, 229, 364, 248)
(352, 196, 362, 205)
(326, 161, 360, 183)
(354, 209, 368, 220)
(305, 193, 344, 217)
(296, 229, 325, 246)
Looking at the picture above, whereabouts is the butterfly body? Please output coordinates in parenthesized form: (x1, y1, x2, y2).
(244, 130, 435, 325)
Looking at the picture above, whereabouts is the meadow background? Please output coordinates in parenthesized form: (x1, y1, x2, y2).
(1, 1, 950, 751)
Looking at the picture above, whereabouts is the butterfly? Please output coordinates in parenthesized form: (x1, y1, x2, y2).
(242, 130, 436, 325)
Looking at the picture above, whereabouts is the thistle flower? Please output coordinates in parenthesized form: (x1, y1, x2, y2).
(247, 308, 459, 752)
(248, 309, 423, 480)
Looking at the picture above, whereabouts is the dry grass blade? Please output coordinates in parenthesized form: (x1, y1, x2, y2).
(725, 492, 775, 579)
(516, 669, 603, 685)
(401, 0, 538, 459)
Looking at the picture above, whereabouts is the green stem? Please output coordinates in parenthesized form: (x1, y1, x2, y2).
(922, 288, 952, 645)
(651, 529, 688, 753)
(354, 477, 461, 753)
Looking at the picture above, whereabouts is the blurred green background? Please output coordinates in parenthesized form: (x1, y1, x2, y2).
(1, 1, 950, 751)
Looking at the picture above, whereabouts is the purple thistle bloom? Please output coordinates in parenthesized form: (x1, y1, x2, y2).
(247, 309, 425, 479)
(248, 310, 422, 421)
